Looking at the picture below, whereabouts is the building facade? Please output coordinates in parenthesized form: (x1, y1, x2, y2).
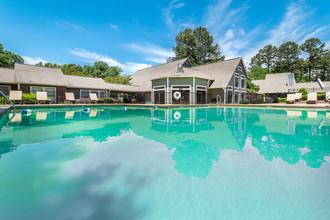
(0, 57, 248, 104)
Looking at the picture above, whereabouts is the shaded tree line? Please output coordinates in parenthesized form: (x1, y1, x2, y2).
(0, 42, 130, 84)
(0, 43, 24, 68)
(35, 61, 130, 84)
(249, 38, 330, 82)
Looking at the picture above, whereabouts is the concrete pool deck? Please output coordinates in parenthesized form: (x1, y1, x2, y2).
(0, 102, 329, 112)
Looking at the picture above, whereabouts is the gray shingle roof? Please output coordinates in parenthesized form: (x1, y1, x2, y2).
(130, 58, 190, 91)
(106, 83, 144, 92)
(14, 63, 69, 87)
(151, 67, 213, 80)
(194, 57, 243, 88)
(252, 73, 290, 93)
(65, 75, 109, 90)
(131, 57, 244, 90)
(252, 72, 330, 94)
(0, 67, 15, 84)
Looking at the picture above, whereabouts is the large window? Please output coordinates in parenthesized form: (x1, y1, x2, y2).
(241, 77, 245, 88)
(235, 91, 239, 103)
(234, 74, 239, 88)
(154, 91, 165, 104)
(31, 86, 56, 104)
(0, 86, 10, 96)
(227, 87, 233, 104)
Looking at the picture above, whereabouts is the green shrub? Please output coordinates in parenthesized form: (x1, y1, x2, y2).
(21, 93, 36, 104)
(0, 97, 5, 104)
(302, 94, 307, 100)
(317, 93, 326, 100)
(239, 98, 249, 104)
(278, 98, 287, 102)
(97, 98, 114, 103)
(298, 87, 308, 96)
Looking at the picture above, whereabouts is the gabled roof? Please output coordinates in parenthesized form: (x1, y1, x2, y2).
(252, 72, 330, 94)
(252, 73, 289, 93)
(130, 58, 191, 91)
(194, 57, 243, 88)
(151, 67, 213, 81)
(14, 63, 69, 87)
(65, 75, 109, 90)
(106, 83, 144, 92)
(0, 67, 15, 84)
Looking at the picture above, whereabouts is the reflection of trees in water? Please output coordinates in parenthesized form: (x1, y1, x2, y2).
(169, 139, 220, 179)
(247, 114, 330, 168)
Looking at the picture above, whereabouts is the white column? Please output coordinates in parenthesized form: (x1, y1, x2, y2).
(166, 77, 170, 105)
(192, 77, 196, 104)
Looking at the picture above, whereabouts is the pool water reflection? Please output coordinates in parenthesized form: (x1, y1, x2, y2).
(0, 107, 329, 219)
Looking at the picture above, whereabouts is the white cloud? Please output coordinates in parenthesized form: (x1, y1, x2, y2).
(69, 48, 151, 74)
(109, 24, 118, 29)
(53, 20, 84, 31)
(162, 0, 190, 32)
(127, 43, 175, 63)
(22, 56, 48, 65)
(225, 29, 234, 39)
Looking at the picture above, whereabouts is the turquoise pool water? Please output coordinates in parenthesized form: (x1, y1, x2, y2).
(0, 106, 329, 219)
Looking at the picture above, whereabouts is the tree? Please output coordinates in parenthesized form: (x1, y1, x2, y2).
(108, 66, 123, 77)
(104, 75, 130, 84)
(275, 41, 300, 73)
(300, 38, 326, 82)
(318, 50, 330, 81)
(248, 66, 269, 80)
(0, 43, 24, 68)
(246, 78, 260, 94)
(259, 44, 278, 71)
(250, 53, 263, 67)
(173, 27, 224, 66)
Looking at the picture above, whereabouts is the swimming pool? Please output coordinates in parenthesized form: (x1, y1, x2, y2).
(0, 106, 329, 219)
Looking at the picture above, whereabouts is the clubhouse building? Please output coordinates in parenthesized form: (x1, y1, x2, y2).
(0, 57, 248, 104)
(1, 57, 328, 104)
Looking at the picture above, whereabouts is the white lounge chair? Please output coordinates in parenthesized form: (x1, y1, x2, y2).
(65, 92, 76, 103)
(306, 93, 317, 104)
(90, 93, 98, 103)
(9, 90, 22, 104)
(36, 92, 50, 104)
(286, 94, 295, 104)
(295, 93, 302, 102)
(326, 92, 330, 102)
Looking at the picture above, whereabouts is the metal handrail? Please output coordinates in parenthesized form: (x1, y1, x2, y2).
(0, 90, 15, 115)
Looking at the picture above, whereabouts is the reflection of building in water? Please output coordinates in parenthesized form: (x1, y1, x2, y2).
(151, 108, 211, 133)
(145, 108, 245, 178)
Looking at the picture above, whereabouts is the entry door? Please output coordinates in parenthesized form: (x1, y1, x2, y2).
(154, 91, 165, 104)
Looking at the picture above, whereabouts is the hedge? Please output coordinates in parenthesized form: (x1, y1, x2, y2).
(97, 98, 114, 103)
(278, 98, 286, 102)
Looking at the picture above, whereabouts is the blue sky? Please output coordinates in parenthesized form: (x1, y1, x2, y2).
(0, 0, 329, 74)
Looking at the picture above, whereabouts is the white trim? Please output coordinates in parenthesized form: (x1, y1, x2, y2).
(196, 85, 207, 91)
(171, 85, 191, 91)
(153, 85, 166, 91)
(234, 74, 240, 89)
(237, 66, 243, 71)
(227, 86, 233, 91)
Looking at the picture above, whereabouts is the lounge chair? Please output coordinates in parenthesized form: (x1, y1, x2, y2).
(306, 92, 317, 104)
(286, 94, 296, 104)
(295, 93, 302, 102)
(326, 92, 330, 102)
(9, 90, 22, 104)
(36, 91, 50, 104)
(65, 92, 76, 103)
(90, 93, 98, 103)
